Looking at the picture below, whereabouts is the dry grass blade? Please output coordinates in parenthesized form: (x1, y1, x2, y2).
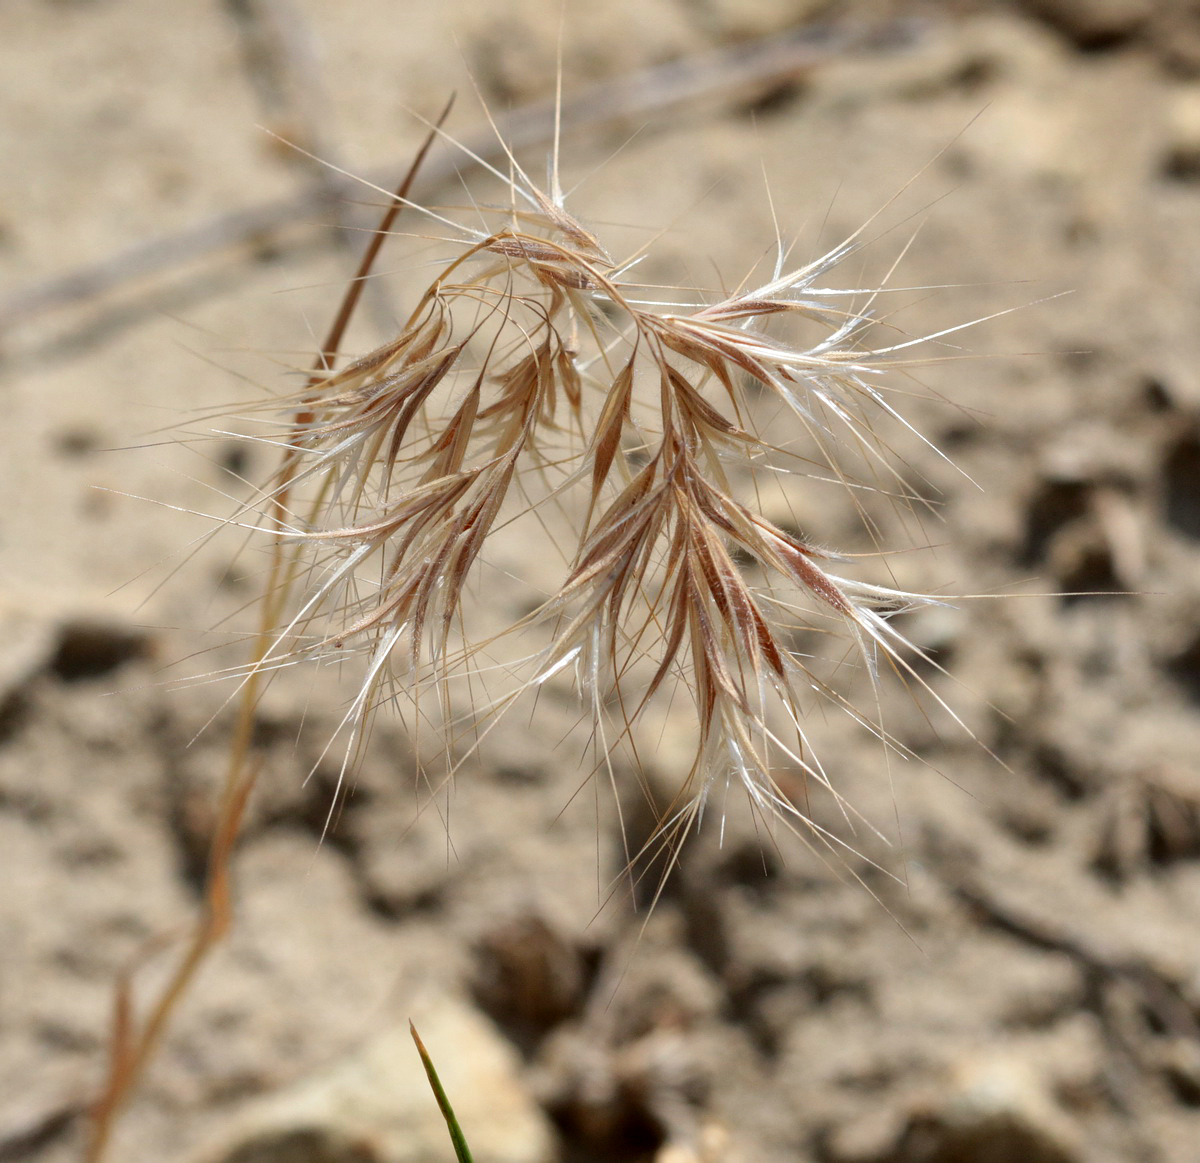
(0, 20, 927, 341)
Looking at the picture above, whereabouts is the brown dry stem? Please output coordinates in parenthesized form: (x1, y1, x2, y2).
(84, 109, 451, 1163)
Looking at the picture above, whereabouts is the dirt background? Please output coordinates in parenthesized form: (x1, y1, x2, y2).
(5, 1, 1200, 1161)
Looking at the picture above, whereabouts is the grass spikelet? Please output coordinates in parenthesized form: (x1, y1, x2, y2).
(223, 114, 981, 879)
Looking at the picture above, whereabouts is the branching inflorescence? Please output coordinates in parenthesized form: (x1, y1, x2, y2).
(86, 107, 998, 1163)
(237, 125, 974, 876)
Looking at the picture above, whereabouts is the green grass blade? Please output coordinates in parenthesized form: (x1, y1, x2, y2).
(410, 1021, 476, 1163)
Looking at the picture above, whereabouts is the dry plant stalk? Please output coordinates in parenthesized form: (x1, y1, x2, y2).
(85, 111, 450, 1163)
(91, 104, 985, 1159)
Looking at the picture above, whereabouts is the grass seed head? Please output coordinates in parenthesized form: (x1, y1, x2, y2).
(232, 122, 976, 878)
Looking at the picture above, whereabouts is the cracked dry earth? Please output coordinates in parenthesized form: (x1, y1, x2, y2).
(6, 2, 1200, 1161)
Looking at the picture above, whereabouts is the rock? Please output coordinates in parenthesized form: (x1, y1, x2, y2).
(471, 912, 590, 1037)
(1020, 0, 1153, 47)
(0, 595, 154, 706)
(194, 994, 555, 1163)
(48, 617, 152, 682)
(905, 1052, 1082, 1163)
(826, 1047, 1085, 1163)
(1164, 82, 1200, 180)
(0, 597, 57, 707)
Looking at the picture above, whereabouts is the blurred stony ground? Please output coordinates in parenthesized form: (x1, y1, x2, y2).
(5, 1, 1200, 1161)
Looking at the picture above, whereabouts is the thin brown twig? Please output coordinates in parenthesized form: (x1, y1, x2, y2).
(225, 0, 339, 164)
(222, 0, 403, 333)
(0, 18, 925, 336)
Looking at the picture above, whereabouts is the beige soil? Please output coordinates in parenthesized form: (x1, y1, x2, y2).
(5, 2, 1200, 1161)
